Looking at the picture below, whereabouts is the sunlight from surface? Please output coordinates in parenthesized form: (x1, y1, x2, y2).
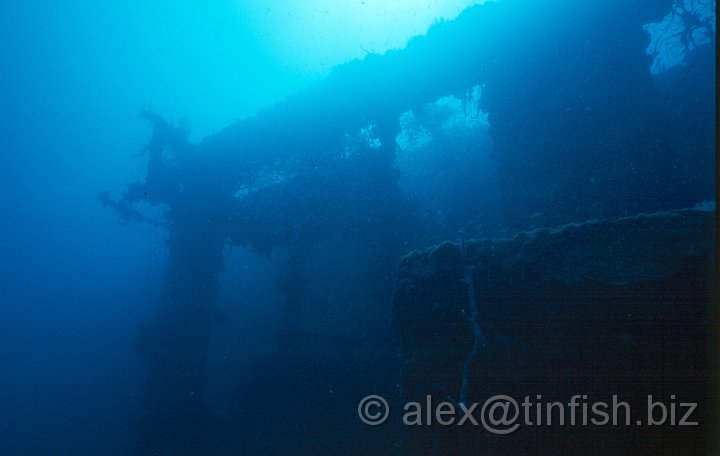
(235, 0, 488, 77)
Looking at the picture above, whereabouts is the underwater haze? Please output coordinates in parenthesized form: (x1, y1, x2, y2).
(0, 0, 716, 455)
(0, 2, 481, 452)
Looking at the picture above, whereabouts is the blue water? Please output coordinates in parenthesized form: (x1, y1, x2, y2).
(0, 1, 715, 455)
